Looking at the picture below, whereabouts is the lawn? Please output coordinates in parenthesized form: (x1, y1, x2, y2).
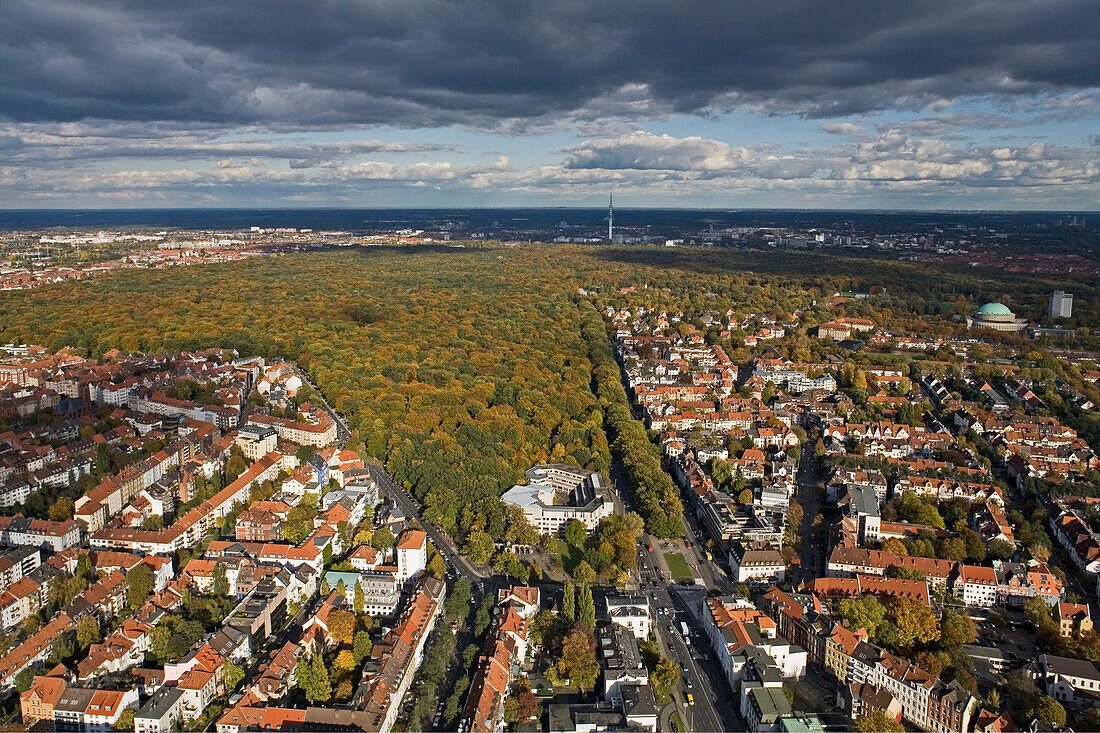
(558, 543, 584, 576)
(664, 552, 693, 579)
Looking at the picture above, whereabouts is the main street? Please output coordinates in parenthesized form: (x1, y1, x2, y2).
(796, 445, 825, 585)
(651, 580, 743, 732)
(681, 508, 737, 595)
(636, 539, 741, 732)
(364, 462, 487, 582)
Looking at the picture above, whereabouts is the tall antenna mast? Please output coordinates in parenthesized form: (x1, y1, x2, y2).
(608, 190, 614, 241)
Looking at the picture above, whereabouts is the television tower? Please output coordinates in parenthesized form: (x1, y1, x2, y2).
(608, 190, 614, 241)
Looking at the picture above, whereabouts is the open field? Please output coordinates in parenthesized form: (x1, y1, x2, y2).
(665, 552, 693, 579)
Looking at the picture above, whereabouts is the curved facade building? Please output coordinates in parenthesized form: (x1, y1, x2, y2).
(966, 302, 1027, 333)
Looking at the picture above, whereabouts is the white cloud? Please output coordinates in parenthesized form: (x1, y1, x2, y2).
(2, 126, 1097, 208)
(820, 122, 867, 135)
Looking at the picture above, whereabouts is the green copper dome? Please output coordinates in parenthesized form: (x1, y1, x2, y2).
(977, 302, 1014, 316)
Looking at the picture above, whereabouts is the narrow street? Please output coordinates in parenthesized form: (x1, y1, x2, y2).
(364, 462, 487, 582)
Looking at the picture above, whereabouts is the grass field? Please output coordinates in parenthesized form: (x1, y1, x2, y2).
(558, 543, 584, 576)
(664, 552, 693, 579)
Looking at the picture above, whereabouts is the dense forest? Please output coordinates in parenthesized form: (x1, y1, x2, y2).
(0, 247, 623, 552)
(2, 243, 1095, 550)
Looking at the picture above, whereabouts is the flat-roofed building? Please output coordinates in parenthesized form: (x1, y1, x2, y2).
(224, 579, 288, 648)
(234, 424, 276, 461)
(745, 687, 792, 732)
(501, 464, 612, 535)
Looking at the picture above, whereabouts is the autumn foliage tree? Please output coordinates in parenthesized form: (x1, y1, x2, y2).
(557, 627, 599, 688)
(327, 609, 356, 646)
(890, 597, 940, 650)
(854, 710, 904, 733)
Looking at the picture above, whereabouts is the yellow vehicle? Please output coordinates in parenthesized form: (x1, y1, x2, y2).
(686, 693, 695, 706)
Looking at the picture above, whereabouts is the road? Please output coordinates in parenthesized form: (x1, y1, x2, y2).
(680, 509, 737, 594)
(796, 445, 825, 585)
(610, 339, 751, 731)
(634, 539, 740, 732)
(293, 365, 486, 583)
(653, 584, 743, 732)
(364, 461, 487, 582)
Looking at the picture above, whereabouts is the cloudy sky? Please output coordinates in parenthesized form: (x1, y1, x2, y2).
(2, 0, 1099, 208)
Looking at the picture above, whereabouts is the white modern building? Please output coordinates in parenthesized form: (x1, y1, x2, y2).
(1049, 291, 1073, 319)
(501, 464, 613, 535)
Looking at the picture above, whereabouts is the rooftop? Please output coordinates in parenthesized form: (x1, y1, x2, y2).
(977, 302, 1014, 316)
(135, 686, 183, 720)
(750, 686, 793, 720)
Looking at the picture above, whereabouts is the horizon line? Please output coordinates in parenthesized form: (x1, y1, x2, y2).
(2, 206, 1098, 214)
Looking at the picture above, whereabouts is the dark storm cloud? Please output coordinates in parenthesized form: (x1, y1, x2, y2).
(2, 0, 1098, 127)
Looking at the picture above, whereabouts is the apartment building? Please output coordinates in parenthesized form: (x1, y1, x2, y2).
(461, 584, 535, 733)
(134, 687, 185, 733)
(234, 424, 277, 461)
(90, 452, 282, 555)
(355, 576, 446, 732)
(951, 565, 999, 607)
(246, 412, 336, 447)
(729, 542, 786, 585)
(1056, 602, 1093, 638)
(0, 516, 83, 552)
(703, 596, 807, 689)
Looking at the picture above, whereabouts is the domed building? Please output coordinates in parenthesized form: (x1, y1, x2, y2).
(966, 302, 1028, 332)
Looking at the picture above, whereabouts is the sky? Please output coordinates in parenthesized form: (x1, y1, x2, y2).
(2, 0, 1099, 209)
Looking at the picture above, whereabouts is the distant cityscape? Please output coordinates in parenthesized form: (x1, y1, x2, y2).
(2, 209, 1097, 293)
